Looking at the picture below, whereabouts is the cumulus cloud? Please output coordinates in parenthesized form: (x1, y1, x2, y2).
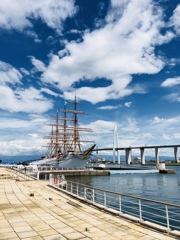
(0, 61, 22, 85)
(161, 77, 180, 87)
(0, 86, 53, 113)
(164, 93, 180, 102)
(0, 118, 30, 129)
(169, 4, 180, 36)
(33, 0, 173, 104)
(0, 61, 54, 113)
(0, 114, 50, 155)
(0, 0, 76, 34)
(86, 120, 115, 134)
(0, 139, 45, 156)
(149, 116, 178, 124)
(30, 56, 46, 72)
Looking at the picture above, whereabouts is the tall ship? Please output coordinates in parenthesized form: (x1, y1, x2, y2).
(30, 96, 96, 168)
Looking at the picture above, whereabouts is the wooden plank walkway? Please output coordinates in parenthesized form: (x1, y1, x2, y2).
(0, 167, 178, 240)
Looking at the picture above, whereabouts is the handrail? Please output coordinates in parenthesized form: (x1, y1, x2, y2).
(66, 180, 180, 208)
(7, 167, 38, 181)
(49, 176, 180, 234)
(37, 167, 90, 171)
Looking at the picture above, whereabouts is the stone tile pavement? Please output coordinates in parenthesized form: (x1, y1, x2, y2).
(0, 167, 178, 240)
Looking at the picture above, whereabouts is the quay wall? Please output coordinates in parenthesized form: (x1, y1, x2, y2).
(39, 170, 109, 179)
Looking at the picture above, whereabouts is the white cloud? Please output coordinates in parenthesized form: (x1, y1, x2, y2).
(168, 58, 180, 68)
(26, 30, 42, 42)
(164, 93, 180, 102)
(161, 77, 180, 87)
(124, 102, 132, 107)
(0, 0, 76, 34)
(20, 68, 30, 76)
(36, 0, 172, 104)
(97, 105, 120, 110)
(28, 133, 39, 138)
(169, 4, 180, 36)
(122, 118, 139, 133)
(0, 139, 44, 156)
(149, 116, 178, 124)
(0, 61, 22, 85)
(41, 88, 59, 97)
(0, 86, 53, 113)
(0, 114, 48, 131)
(161, 77, 180, 102)
(0, 61, 55, 114)
(86, 120, 115, 134)
(173, 133, 180, 139)
(62, 77, 134, 104)
(0, 118, 30, 129)
(0, 114, 49, 155)
(30, 56, 46, 72)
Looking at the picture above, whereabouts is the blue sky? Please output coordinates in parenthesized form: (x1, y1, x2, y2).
(0, 0, 180, 157)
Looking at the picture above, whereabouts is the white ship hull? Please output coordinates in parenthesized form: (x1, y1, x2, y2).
(30, 154, 89, 168)
(28, 97, 96, 169)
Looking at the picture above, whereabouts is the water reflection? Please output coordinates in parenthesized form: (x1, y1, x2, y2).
(67, 166, 180, 204)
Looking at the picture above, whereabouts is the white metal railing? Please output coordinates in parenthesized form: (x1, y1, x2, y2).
(50, 179, 180, 233)
(37, 166, 88, 171)
(7, 167, 38, 180)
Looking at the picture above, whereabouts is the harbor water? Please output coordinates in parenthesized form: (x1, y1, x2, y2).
(66, 166, 180, 205)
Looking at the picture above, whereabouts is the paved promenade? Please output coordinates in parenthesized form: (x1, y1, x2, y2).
(0, 167, 178, 240)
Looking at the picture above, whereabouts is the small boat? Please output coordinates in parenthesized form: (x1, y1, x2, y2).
(30, 96, 96, 168)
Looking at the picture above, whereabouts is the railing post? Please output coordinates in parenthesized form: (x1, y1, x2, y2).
(104, 192, 106, 207)
(119, 195, 122, 213)
(165, 205, 170, 231)
(77, 184, 78, 196)
(49, 174, 53, 185)
(92, 189, 95, 202)
(37, 171, 39, 180)
(84, 187, 86, 199)
(139, 199, 142, 222)
(71, 182, 72, 193)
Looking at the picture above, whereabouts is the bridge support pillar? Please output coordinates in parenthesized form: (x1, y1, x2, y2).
(117, 150, 120, 164)
(174, 146, 179, 163)
(140, 148, 145, 164)
(126, 149, 132, 165)
(155, 147, 159, 165)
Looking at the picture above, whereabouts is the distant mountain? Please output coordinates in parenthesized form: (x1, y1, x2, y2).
(0, 154, 176, 164)
(0, 155, 40, 164)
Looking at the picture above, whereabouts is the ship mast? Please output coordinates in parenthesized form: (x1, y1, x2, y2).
(55, 111, 59, 156)
(74, 96, 78, 154)
(50, 125, 54, 158)
(63, 102, 67, 155)
(43, 96, 95, 158)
